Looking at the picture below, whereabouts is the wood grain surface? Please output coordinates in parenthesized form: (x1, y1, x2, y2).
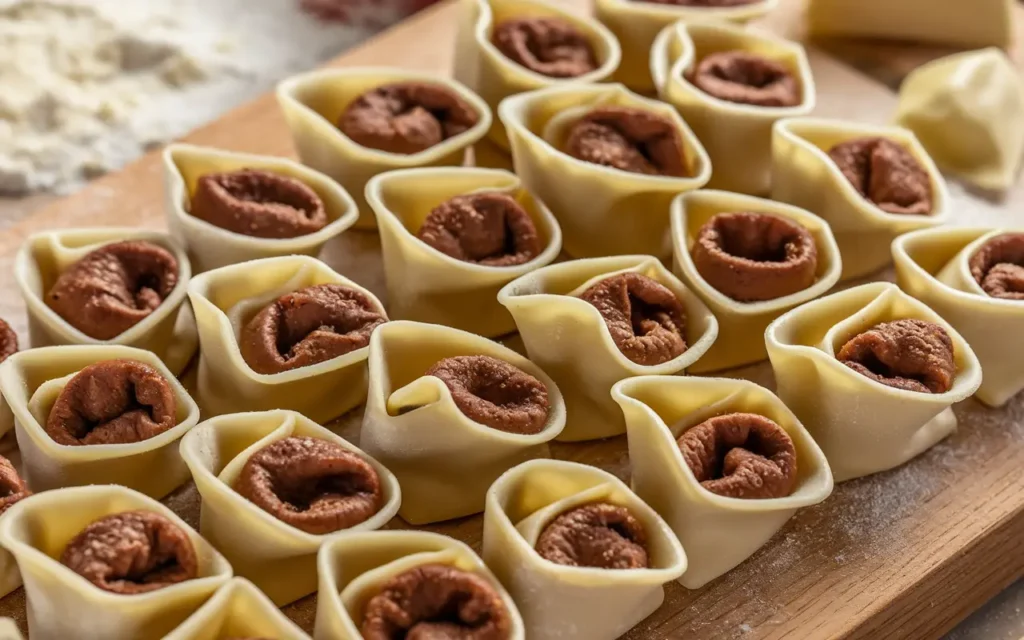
(1, 1, 1023, 638)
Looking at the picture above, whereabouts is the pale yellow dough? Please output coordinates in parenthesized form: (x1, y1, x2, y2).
(187, 255, 387, 422)
(14, 228, 197, 376)
(453, 0, 621, 150)
(165, 578, 311, 640)
(499, 83, 711, 259)
(314, 531, 525, 640)
(0, 485, 233, 640)
(0, 619, 20, 640)
(0, 345, 199, 498)
(612, 376, 833, 588)
(771, 117, 949, 280)
(360, 321, 565, 524)
(671, 190, 841, 373)
(162, 144, 359, 273)
(894, 227, 1024, 407)
(765, 282, 982, 482)
(593, 0, 777, 93)
(807, 0, 1015, 48)
(277, 67, 492, 229)
(179, 409, 401, 606)
(896, 48, 1024, 193)
(651, 21, 815, 196)
(365, 167, 562, 337)
(498, 255, 718, 441)
(482, 459, 686, 639)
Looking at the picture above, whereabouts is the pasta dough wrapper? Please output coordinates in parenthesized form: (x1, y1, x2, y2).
(651, 21, 815, 196)
(612, 376, 833, 588)
(0, 619, 20, 640)
(772, 117, 949, 280)
(0, 485, 233, 640)
(593, 0, 777, 93)
(165, 578, 311, 640)
(500, 83, 711, 259)
(179, 409, 401, 606)
(162, 144, 359, 273)
(187, 255, 386, 422)
(896, 48, 1024, 193)
(360, 320, 565, 525)
(498, 255, 718, 441)
(453, 0, 621, 150)
(894, 227, 1024, 407)
(0, 345, 200, 498)
(277, 67, 492, 229)
(671, 190, 842, 373)
(314, 530, 525, 640)
(481, 459, 686, 640)
(807, 0, 1014, 48)
(366, 167, 562, 337)
(765, 282, 982, 482)
(15, 228, 197, 376)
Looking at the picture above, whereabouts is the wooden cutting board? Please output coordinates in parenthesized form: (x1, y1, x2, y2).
(1, 0, 1023, 638)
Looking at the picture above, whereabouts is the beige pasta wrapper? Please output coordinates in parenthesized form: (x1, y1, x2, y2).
(0, 345, 200, 498)
(894, 227, 1024, 408)
(366, 167, 562, 337)
(593, 0, 777, 93)
(482, 459, 686, 639)
(453, 0, 621, 150)
(612, 376, 833, 588)
(0, 619, 20, 640)
(896, 48, 1024, 193)
(765, 282, 982, 482)
(498, 255, 717, 441)
(500, 83, 711, 259)
(15, 228, 197, 376)
(179, 409, 401, 606)
(165, 578, 311, 640)
(0, 485, 233, 640)
(651, 21, 815, 196)
(772, 117, 949, 280)
(314, 530, 525, 640)
(277, 67, 491, 229)
(671, 190, 841, 373)
(807, 0, 1014, 48)
(360, 320, 565, 524)
(162, 144, 359, 273)
(187, 255, 386, 422)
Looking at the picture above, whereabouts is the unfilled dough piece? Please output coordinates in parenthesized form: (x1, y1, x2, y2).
(765, 282, 982, 482)
(165, 578, 311, 639)
(612, 375, 832, 588)
(366, 167, 562, 337)
(162, 144, 359, 273)
(0, 485, 233, 640)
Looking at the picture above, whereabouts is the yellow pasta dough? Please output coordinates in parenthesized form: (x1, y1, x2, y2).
(277, 67, 491, 229)
(14, 228, 197, 376)
(165, 578, 311, 640)
(499, 83, 711, 259)
(612, 376, 833, 588)
(179, 409, 401, 606)
(162, 144, 359, 273)
(0, 345, 200, 498)
(0, 619, 20, 640)
(498, 255, 718, 441)
(670, 190, 842, 372)
(0, 485, 233, 640)
(771, 117, 949, 280)
(360, 321, 565, 525)
(894, 227, 1024, 408)
(314, 531, 525, 640)
(651, 21, 815, 196)
(896, 48, 1024, 193)
(187, 255, 386, 422)
(765, 282, 982, 482)
(482, 459, 686, 639)
(366, 167, 562, 337)
(453, 0, 621, 150)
